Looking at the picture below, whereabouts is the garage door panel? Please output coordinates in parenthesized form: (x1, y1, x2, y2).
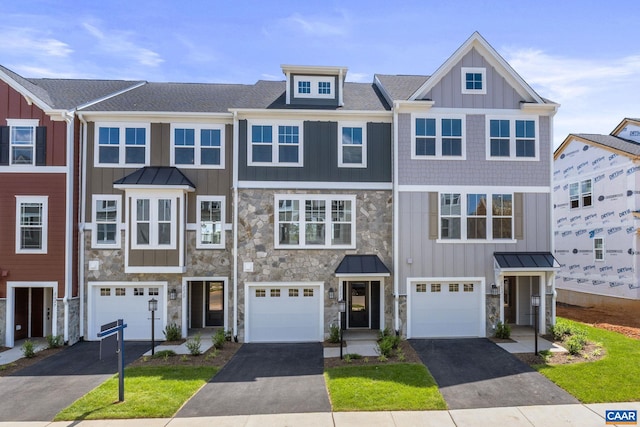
(92, 285, 165, 341)
(409, 281, 482, 338)
(247, 285, 321, 343)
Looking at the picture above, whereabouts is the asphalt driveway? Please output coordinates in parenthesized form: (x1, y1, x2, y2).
(411, 338, 579, 409)
(0, 341, 150, 421)
(177, 342, 331, 417)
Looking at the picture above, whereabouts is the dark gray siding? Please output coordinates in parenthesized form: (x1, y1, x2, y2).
(238, 120, 391, 182)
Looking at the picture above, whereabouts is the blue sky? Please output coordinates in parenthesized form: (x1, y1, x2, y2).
(2, 0, 639, 147)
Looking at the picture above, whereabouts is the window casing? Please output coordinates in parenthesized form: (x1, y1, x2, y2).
(293, 76, 334, 99)
(197, 196, 225, 249)
(7, 119, 38, 165)
(92, 195, 121, 248)
(412, 115, 465, 159)
(15, 196, 48, 253)
(338, 122, 366, 167)
(275, 194, 356, 249)
(594, 237, 604, 261)
(569, 179, 592, 209)
(170, 124, 224, 168)
(439, 192, 514, 242)
(132, 195, 177, 249)
(461, 67, 486, 94)
(486, 117, 538, 160)
(248, 121, 303, 166)
(94, 122, 150, 167)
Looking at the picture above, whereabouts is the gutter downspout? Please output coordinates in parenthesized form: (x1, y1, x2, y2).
(232, 111, 239, 341)
(393, 101, 400, 335)
(63, 111, 75, 345)
(78, 113, 88, 341)
(549, 109, 557, 326)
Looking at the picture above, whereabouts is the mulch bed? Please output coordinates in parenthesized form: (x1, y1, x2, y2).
(128, 341, 241, 368)
(323, 340, 422, 368)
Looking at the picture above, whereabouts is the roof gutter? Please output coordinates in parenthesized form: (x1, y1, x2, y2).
(232, 110, 239, 342)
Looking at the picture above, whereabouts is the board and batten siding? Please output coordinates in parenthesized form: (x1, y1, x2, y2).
(421, 48, 524, 109)
(397, 114, 551, 187)
(84, 122, 233, 223)
(397, 191, 551, 294)
(238, 120, 391, 183)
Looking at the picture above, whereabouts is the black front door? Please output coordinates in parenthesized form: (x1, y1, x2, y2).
(504, 277, 516, 324)
(206, 281, 224, 327)
(348, 282, 369, 328)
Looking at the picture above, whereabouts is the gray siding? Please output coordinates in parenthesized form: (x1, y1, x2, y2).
(397, 191, 551, 294)
(397, 114, 551, 187)
(422, 48, 524, 109)
(85, 122, 233, 222)
(238, 120, 391, 182)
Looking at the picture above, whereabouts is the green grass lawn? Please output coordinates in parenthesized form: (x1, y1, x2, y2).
(54, 365, 218, 420)
(325, 363, 446, 411)
(535, 318, 640, 403)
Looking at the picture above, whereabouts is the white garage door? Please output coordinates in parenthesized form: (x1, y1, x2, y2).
(91, 284, 165, 340)
(409, 281, 483, 338)
(246, 284, 322, 343)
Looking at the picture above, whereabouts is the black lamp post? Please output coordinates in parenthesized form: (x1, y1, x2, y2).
(148, 298, 158, 356)
(338, 298, 346, 359)
(531, 295, 540, 355)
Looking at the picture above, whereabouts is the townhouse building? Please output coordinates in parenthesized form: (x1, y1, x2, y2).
(0, 32, 558, 346)
(554, 118, 640, 309)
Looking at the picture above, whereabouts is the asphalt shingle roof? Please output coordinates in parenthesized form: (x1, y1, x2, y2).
(574, 134, 640, 157)
(374, 74, 430, 101)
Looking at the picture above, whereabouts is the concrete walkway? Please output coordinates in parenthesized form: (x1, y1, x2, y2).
(2, 402, 639, 426)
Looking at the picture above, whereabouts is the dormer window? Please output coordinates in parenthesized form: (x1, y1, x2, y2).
(461, 67, 486, 94)
(298, 81, 311, 94)
(293, 76, 334, 99)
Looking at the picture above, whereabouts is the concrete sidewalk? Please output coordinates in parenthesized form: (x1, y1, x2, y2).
(3, 402, 639, 426)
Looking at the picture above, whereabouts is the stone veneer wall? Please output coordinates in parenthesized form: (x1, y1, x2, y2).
(236, 189, 393, 341)
(84, 230, 232, 338)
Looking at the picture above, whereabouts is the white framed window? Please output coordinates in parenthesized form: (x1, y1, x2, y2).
(289, 288, 299, 297)
(170, 124, 224, 168)
(275, 194, 356, 249)
(431, 284, 441, 292)
(461, 67, 486, 94)
(7, 119, 38, 166)
(569, 179, 592, 209)
(439, 192, 514, 242)
(248, 121, 303, 166)
(270, 289, 281, 297)
(338, 122, 366, 167)
(486, 117, 539, 160)
(149, 287, 159, 296)
(303, 288, 314, 297)
(132, 195, 177, 250)
(115, 287, 126, 296)
(293, 76, 333, 99)
(412, 114, 465, 159)
(594, 237, 604, 261)
(464, 283, 474, 292)
(197, 195, 225, 249)
(92, 195, 121, 248)
(15, 195, 48, 253)
(94, 122, 150, 167)
(416, 283, 427, 293)
(100, 288, 111, 296)
(449, 283, 459, 292)
(255, 289, 266, 297)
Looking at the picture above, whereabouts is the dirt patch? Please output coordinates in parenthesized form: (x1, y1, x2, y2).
(557, 303, 640, 340)
(128, 341, 241, 368)
(0, 347, 65, 377)
(324, 340, 421, 368)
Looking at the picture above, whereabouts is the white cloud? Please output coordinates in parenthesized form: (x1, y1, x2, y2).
(0, 27, 72, 58)
(283, 12, 347, 37)
(505, 48, 640, 147)
(345, 72, 370, 83)
(82, 22, 164, 67)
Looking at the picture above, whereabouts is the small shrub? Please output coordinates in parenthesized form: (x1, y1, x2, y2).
(377, 327, 394, 339)
(186, 334, 202, 356)
(344, 353, 362, 360)
(205, 348, 219, 360)
(538, 349, 552, 362)
(328, 324, 340, 343)
(377, 354, 388, 362)
(376, 335, 400, 358)
(344, 354, 352, 363)
(152, 349, 175, 359)
(180, 355, 188, 362)
(550, 318, 573, 341)
(212, 329, 226, 349)
(494, 321, 511, 339)
(397, 349, 406, 362)
(46, 334, 63, 349)
(565, 335, 585, 355)
(163, 322, 181, 342)
(21, 340, 36, 358)
(225, 329, 233, 342)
